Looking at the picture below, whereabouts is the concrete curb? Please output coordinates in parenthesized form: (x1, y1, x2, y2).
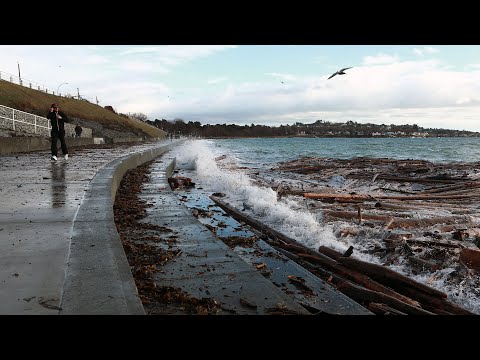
(0, 136, 51, 155)
(0, 136, 154, 155)
(60, 141, 181, 314)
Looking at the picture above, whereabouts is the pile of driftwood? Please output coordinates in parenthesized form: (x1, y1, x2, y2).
(210, 195, 474, 315)
(204, 155, 480, 314)
(269, 157, 480, 272)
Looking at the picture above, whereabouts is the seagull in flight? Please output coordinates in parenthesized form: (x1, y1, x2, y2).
(328, 67, 352, 80)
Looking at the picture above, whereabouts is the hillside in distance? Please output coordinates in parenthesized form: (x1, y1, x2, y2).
(0, 80, 166, 139)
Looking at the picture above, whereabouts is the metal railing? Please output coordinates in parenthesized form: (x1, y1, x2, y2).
(0, 104, 51, 136)
(0, 104, 93, 138)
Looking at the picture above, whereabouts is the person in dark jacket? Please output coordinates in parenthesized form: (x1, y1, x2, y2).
(47, 103, 70, 160)
(75, 124, 83, 137)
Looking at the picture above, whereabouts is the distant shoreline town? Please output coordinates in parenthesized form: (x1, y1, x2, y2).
(149, 118, 480, 138)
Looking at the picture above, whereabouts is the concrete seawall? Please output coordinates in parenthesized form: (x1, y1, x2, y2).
(0, 136, 153, 155)
(0, 136, 52, 155)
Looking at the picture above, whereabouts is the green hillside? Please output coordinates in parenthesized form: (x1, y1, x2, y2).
(0, 80, 166, 138)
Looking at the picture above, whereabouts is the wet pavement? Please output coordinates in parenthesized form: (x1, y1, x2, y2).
(0, 140, 174, 314)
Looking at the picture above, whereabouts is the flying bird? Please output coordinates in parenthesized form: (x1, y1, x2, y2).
(328, 67, 352, 80)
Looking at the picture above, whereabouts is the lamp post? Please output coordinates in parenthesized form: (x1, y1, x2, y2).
(57, 82, 68, 95)
(17, 61, 22, 84)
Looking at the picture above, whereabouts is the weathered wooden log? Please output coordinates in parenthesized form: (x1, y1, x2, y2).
(269, 241, 312, 254)
(378, 187, 418, 195)
(422, 181, 480, 194)
(304, 193, 373, 201)
(317, 246, 448, 299)
(324, 210, 472, 229)
(210, 195, 305, 250)
(375, 202, 426, 212)
(384, 217, 395, 230)
(324, 210, 394, 222)
(340, 256, 448, 298)
(272, 246, 344, 282)
(305, 192, 480, 201)
(368, 302, 407, 315)
(388, 215, 472, 229)
(375, 201, 472, 215)
(395, 286, 475, 315)
(380, 200, 474, 209)
(296, 253, 421, 307)
(407, 256, 440, 272)
(349, 174, 461, 184)
(459, 247, 480, 271)
(417, 188, 480, 197)
(335, 280, 436, 315)
(318, 246, 352, 261)
(383, 237, 464, 249)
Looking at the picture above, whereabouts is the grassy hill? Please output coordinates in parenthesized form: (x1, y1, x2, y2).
(0, 80, 166, 138)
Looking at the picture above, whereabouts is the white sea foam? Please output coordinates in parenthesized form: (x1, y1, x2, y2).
(175, 140, 341, 250)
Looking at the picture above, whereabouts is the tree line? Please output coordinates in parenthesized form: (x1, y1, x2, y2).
(126, 114, 480, 138)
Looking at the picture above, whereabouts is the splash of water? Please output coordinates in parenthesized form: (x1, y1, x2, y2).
(175, 140, 341, 250)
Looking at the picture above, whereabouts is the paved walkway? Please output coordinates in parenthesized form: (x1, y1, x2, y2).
(0, 140, 173, 314)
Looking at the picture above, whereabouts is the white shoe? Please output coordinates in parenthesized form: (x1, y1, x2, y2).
(64, 154, 69, 160)
(51, 155, 57, 161)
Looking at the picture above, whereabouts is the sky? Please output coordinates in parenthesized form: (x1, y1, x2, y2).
(1, 45, 480, 131)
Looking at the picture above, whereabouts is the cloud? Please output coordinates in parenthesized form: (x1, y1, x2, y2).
(413, 47, 439, 56)
(363, 53, 399, 65)
(207, 77, 228, 84)
(149, 59, 480, 132)
(120, 45, 237, 67)
(265, 72, 297, 81)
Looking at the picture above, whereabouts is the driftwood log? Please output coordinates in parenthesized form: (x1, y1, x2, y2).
(210, 196, 422, 309)
(318, 246, 447, 299)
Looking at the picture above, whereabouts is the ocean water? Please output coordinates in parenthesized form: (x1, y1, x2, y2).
(210, 137, 480, 168)
(171, 137, 480, 313)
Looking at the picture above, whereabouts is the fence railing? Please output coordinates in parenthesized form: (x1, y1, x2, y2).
(0, 104, 92, 138)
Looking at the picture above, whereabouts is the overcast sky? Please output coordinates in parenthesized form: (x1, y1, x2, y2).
(1, 45, 480, 131)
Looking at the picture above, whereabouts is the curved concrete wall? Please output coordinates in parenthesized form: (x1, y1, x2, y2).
(0, 136, 51, 155)
(60, 141, 181, 314)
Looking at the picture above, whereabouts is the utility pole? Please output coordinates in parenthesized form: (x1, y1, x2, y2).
(77, 88, 80, 100)
(96, 96, 99, 105)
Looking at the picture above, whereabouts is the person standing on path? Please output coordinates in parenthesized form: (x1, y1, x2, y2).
(47, 103, 70, 160)
(75, 124, 83, 137)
